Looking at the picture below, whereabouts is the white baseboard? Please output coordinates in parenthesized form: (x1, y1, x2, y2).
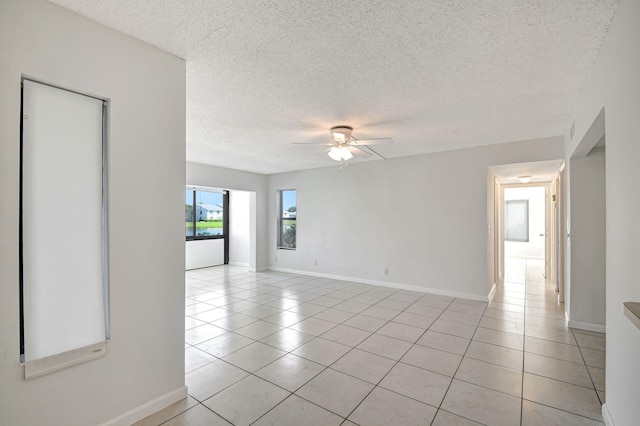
(228, 261, 249, 267)
(100, 385, 188, 426)
(568, 320, 606, 333)
(268, 267, 488, 302)
(488, 283, 497, 303)
(602, 403, 614, 426)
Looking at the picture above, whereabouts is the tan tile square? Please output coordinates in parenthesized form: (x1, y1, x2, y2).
(441, 379, 521, 425)
(321, 324, 371, 346)
(401, 345, 462, 377)
(431, 410, 482, 425)
(222, 342, 286, 372)
(343, 314, 388, 332)
(349, 387, 437, 425)
(203, 375, 289, 426)
(255, 353, 324, 392)
(292, 337, 351, 366)
(524, 352, 592, 388)
(185, 359, 248, 401)
(296, 369, 374, 417)
(377, 321, 425, 343)
(522, 400, 604, 426)
(357, 333, 412, 360)
(380, 362, 451, 407)
(161, 404, 231, 426)
(455, 357, 522, 396)
(331, 348, 396, 384)
(465, 340, 523, 370)
(417, 330, 470, 355)
(253, 395, 343, 426)
(523, 373, 603, 421)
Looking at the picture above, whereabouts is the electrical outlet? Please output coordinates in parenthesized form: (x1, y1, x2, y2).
(314, 259, 317, 266)
(384, 268, 389, 276)
(275, 255, 278, 263)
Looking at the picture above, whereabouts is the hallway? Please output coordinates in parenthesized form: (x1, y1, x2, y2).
(493, 256, 605, 423)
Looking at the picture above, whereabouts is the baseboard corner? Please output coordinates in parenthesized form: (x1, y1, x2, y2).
(487, 282, 497, 303)
(602, 403, 615, 426)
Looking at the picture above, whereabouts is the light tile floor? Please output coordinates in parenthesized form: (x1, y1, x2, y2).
(137, 257, 605, 425)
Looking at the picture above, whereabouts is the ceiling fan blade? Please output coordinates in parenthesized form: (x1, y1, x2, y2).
(348, 146, 372, 158)
(292, 142, 334, 145)
(350, 137, 393, 146)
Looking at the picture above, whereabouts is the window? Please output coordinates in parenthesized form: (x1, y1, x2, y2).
(505, 200, 529, 242)
(278, 190, 296, 249)
(186, 187, 225, 239)
(20, 78, 109, 378)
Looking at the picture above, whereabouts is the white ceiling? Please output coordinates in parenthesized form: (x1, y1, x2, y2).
(490, 159, 564, 184)
(49, 0, 618, 174)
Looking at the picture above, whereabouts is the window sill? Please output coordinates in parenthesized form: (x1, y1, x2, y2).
(186, 235, 224, 241)
(23, 341, 107, 380)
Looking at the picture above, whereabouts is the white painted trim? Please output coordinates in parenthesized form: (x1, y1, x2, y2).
(602, 403, 615, 426)
(228, 261, 250, 267)
(100, 385, 188, 426)
(501, 254, 545, 260)
(568, 320, 606, 333)
(268, 267, 488, 302)
(24, 341, 107, 380)
(488, 282, 497, 303)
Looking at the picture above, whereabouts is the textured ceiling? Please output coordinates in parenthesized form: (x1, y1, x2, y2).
(49, 0, 617, 174)
(490, 159, 564, 184)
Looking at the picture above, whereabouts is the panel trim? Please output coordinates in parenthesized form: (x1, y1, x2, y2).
(24, 341, 107, 380)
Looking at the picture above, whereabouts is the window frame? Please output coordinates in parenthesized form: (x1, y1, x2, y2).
(185, 187, 226, 241)
(277, 189, 296, 250)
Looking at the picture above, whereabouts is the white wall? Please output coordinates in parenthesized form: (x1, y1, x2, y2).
(186, 239, 225, 270)
(504, 186, 546, 259)
(268, 137, 564, 300)
(566, 0, 640, 422)
(0, 1, 186, 424)
(229, 190, 251, 266)
(568, 149, 606, 329)
(187, 162, 268, 271)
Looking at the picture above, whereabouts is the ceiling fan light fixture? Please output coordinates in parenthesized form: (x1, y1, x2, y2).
(517, 175, 532, 183)
(340, 146, 353, 160)
(328, 145, 353, 162)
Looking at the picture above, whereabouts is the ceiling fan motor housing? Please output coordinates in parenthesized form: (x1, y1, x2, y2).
(330, 126, 353, 143)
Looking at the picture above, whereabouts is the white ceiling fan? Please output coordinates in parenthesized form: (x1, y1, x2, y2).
(294, 126, 393, 162)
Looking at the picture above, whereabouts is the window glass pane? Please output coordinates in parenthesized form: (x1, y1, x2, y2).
(185, 190, 194, 237)
(282, 190, 296, 219)
(278, 190, 296, 249)
(281, 223, 296, 249)
(195, 190, 223, 237)
(505, 200, 529, 242)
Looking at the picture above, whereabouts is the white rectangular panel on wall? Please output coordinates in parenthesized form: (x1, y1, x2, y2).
(21, 79, 108, 364)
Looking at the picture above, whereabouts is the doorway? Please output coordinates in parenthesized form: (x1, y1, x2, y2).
(487, 160, 564, 302)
